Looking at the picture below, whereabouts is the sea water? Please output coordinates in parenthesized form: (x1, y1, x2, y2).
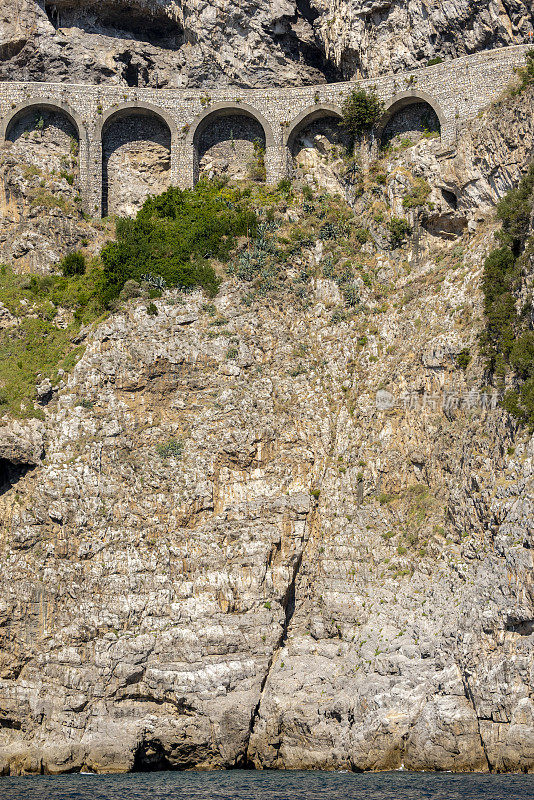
(1, 770, 534, 800)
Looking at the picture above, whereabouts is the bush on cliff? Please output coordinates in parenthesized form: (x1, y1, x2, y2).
(388, 217, 412, 248)
(341, 89, 383, 142)
(514, 49, 534, 95)
(60, 251, 86, 277)
(97, 181, 258, 306)
(481, 164, 534, 429)
(0, 264, 99, 416)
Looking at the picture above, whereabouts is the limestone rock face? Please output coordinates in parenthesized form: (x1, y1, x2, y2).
(0, 0, 532, 87)
(0, 419, 44, 466)
(0, 216, 533, 773)
(1, 15, 534, 776)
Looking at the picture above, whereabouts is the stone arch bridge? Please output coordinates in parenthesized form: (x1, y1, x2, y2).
(0, 45, 528, 216)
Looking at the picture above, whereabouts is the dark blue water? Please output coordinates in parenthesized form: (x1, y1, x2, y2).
(1, 771, 534, 800)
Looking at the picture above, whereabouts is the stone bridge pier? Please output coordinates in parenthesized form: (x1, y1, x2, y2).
(0, 45, 528, 217)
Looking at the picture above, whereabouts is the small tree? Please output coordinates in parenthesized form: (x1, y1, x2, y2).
(247, 138, 266, 182)
(60, 251, 86, 277)
(341, 89, 383, 141)
(388, 217, 411, 248)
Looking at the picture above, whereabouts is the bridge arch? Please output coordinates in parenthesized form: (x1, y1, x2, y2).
(97, 101, 176, 141)
(0, 98, 85, 142)
(285, 103, 343, 150)
(285, 104, 347, 190)
(98, 102, 175, 217)
(1, 97, 88, 213)
(377, 90, 445, 146)
(186, 102, 275, 185)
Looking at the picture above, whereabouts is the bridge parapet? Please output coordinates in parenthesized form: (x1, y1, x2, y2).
(0, 45, 528, 216)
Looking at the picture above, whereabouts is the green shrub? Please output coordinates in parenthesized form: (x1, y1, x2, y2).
(495, 163, 534, 246)
(0, 316, 83, 417)
(60, 170, 75, 186)
(343, 285, 359, 307)
(119, 279, 141, 301)
(147, 302, 158, 316)
(330, 307, 347, 325)
(277, 178, 292, 195)
(502, 380, 534, 428)
(248, 139, 266, 182)
(341, 89, 383, 140)
(354, 227, 371, 244)
(156, 439, 184, 460)
(480, 166, 534, 429)
(30, 189, 68, 211)
(513, 49, 534, 95)
(97, 182, 257, 307)
(509, 333, 534, 378)
(388, 217, 412, 248)
(427, 56, 444, 66)
(378, 492, 393, 505)
(456, 348, 471, 370)
(402, 178, 431, 209)
(60, 251, 86, 277)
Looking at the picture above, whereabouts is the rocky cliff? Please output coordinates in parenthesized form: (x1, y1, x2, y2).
(0, 76, 533, 774)
(0, 0, 533, 87)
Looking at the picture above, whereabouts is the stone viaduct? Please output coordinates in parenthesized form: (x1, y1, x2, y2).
(0, 45, 529, 216)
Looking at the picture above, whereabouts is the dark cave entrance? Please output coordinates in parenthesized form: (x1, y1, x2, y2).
(265, 2, 342, 83)
(123, 60, 139, 88)
(44, 3, 60, 29)
(0, 459, 33, 497)
(50, 5, 184, 51)
(133, 739, 172, 771)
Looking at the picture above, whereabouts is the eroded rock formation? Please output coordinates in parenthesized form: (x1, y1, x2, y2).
(0, 0, 533, 87)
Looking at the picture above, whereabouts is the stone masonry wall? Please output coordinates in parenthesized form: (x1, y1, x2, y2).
(0, 45, 529, 216)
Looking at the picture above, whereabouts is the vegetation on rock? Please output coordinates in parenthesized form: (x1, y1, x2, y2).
(341, 89, 383, 141)
(0, 266, 96, 416)
(98, 182, 257, 306)
(61, 251, 87, 277)
(402, 177, 432, 209)
(247, 139, 267, 182)
(513, 49, 534, 95)
(481, 164, 534, 428)
(388, 217, 412, 248)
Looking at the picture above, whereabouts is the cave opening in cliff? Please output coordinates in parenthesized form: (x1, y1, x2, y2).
(102, 111, 171, 217)
(295, 0, 320, 25)
(0, 459, 32, 497)
(380, 101, 442, 149)
(117, 52, 140, 87)
(195, 113, 267, 184)
(265, 4, 342, 84)
(44, 3, 60, 29)
(49, 4, 184, 51)
(133, 738, 172, 771)
(442, 188, 458, 209)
